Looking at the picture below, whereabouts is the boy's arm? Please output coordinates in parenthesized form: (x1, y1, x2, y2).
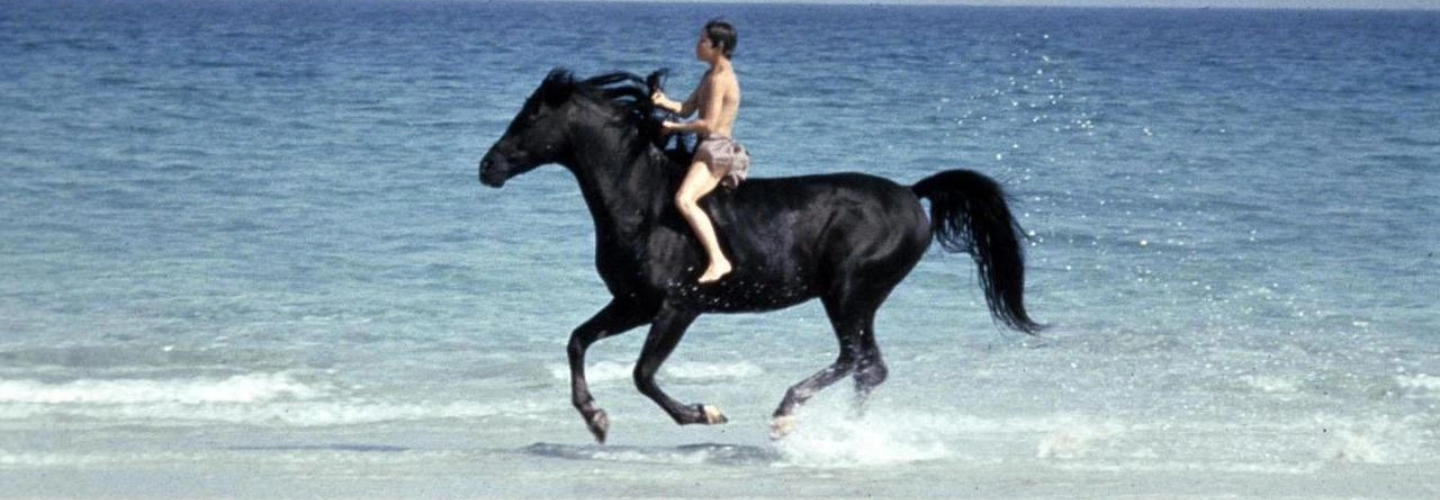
(676, 89, 702, 116)
(664, 78, 725, 136)
(653, 90, 700, 117)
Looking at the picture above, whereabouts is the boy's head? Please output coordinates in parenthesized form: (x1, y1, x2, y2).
(704, 19, 737, 59)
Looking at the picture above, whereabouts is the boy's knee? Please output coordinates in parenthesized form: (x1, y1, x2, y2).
(674, 194, 697, 213)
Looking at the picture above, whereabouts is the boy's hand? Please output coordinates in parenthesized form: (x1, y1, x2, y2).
(652, 91, 679, 114)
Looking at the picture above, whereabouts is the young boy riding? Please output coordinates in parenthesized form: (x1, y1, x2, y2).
(651, 20, 750, 284)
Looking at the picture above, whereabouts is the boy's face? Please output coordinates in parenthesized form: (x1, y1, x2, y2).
(695, 31, 719, 62)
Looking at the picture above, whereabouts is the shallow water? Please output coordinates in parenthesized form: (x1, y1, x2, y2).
(2, 1, 1438, 498)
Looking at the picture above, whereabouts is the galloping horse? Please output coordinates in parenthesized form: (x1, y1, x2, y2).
(479, 70, 1040, 443)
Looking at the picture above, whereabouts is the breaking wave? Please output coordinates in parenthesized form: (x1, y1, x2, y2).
(0, 373, 543, 427)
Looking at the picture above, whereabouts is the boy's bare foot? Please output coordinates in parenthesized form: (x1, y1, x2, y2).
(697, 260, 733, 284)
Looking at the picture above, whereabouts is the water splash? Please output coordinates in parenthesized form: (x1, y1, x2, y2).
(772, 406, 955, 468)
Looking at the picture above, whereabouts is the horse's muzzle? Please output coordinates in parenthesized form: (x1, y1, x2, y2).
(479, 156, 506, 188)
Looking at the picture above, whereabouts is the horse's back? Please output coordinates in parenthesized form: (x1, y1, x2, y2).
(736, 171, 909, 193)
(718, 171, 926, 229)
(705, 172, 931, 290)
(717, 172, 919, 216)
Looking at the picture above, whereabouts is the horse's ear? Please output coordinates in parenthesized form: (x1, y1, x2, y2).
(645, 68, 670, 97)
(539, 68, 574, 106)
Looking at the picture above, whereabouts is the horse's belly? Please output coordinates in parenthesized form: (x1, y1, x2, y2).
(668, 277, 817, 313)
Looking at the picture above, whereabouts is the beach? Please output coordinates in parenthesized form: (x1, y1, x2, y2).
(2, 1, 1438, 498)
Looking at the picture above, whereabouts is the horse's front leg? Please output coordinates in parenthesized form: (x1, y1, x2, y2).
(568, 301, 650, 444)
(633, 305, 728, 426)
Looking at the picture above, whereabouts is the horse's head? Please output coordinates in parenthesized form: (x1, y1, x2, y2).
(480, 69, 673, 188)
(479, 69, 578, 188)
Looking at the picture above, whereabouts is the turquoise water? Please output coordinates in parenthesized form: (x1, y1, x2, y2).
(2, 1, 1438, 498)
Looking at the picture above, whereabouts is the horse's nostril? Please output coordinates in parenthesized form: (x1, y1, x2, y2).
(478, 159, 493, 185)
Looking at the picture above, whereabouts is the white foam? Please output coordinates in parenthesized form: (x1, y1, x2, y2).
(1320, 428, 1387, 464)
(663, 361, 764, 381)
(772, 407, 1145, 468)
(1238, 374, 1300, 394)
(1313, 415, 1420, 464)
(774, 413, 951, 468)
(772, 405, 965, 468)
(0, 373, 320, 405)
(0, 449, 201, 468)
(0, 373, 544, 427)
(1051, 459, 1324, 475)
(0, 450, 114, 467)
(547, 361, 764, 384)
(1, 396, 538, 427)
(213, 400, 534, 427)
(1395, 373, 1440, 393)
(548, 360, 632, 384)
(1035, 419, 1123, 459)
(587, 448, 716, 465)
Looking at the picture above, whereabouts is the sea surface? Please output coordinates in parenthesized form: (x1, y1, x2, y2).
(2, 1, 1438, 498)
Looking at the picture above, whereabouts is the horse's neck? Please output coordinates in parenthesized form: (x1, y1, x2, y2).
(564, 132, 674, 247)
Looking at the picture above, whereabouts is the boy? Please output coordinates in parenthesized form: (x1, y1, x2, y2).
(652, 20, 749, 284)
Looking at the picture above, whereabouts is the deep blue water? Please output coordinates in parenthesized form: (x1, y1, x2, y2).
(2, 1, 1438, 498)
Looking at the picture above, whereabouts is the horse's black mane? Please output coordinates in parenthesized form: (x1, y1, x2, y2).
(542, 68, 694, 164)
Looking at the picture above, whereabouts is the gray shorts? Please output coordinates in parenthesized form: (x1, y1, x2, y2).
(696, 136, 750, 188)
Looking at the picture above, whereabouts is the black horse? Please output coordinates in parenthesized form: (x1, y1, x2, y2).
(479, 70, 1040, 443)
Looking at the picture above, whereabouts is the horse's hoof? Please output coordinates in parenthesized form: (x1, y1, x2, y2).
(702, 405, 729, 425)
(770, 415, 796, 440)
(586, 410, 610, 444)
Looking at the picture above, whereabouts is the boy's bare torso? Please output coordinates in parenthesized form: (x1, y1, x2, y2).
(696, 67, 740, 139)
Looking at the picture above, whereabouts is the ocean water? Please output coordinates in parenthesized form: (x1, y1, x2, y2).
(2, 0, 1438, 498)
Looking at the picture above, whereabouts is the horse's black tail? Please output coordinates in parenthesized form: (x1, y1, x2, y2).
(912, 169, 1043, 335)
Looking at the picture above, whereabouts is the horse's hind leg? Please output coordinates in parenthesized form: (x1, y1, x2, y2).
(770, 295, 875, 438)
(568, 301, 650, 444)
(633, 305, 727, 426)
(851, 315, 888, 412)
(770, 354, 854, 438)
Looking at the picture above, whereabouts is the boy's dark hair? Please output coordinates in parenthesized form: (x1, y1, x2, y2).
(704, 19, 737, 58)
